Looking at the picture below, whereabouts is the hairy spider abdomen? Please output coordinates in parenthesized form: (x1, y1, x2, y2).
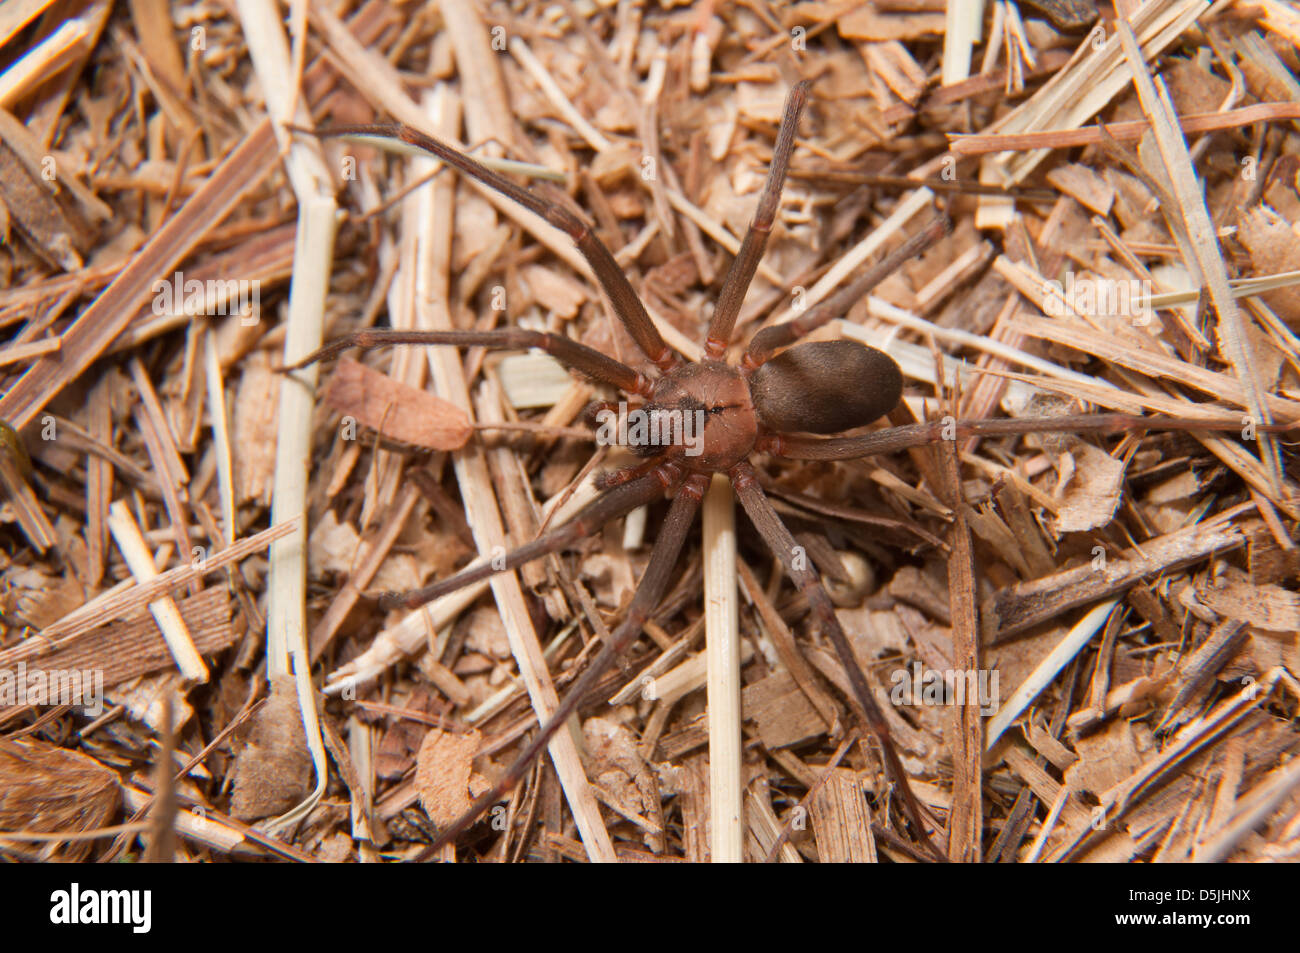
(640, 361, 757, 471)
(749, 339, 902, 434)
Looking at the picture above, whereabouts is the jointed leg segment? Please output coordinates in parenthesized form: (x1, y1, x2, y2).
(310, 123, 680, 373)
(704, 81, 808, 359)
(283, 327, 654, 397)
(762, 412, 1276, 461)
(730, 461, 941, 857)
(421, 471, 711, 856)
(379, 466, 678, 611)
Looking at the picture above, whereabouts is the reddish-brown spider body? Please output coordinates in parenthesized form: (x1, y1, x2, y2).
(639, 360, 757, 471)
(627, 339, 906, 472)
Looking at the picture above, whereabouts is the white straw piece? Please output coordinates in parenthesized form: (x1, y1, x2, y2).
(201, 327, 236, 544)
(703, 474, 743, 862)
(235, 0, 339, 834)
(986, 599, 1119, 748)
(106, 500, 208, 684)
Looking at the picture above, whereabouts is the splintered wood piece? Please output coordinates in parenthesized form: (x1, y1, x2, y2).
(809, 769, 877, 863)
(936, 397, 982, 863)
(742, 670, 827, 750)
(232, 350, 279, 507)
(0, 432, 55, 551)
(321, 357, 471, 450)
(744, 784, 803, 864)
(0, 587, 231, 722)
(1156, 620, 1250, 734)
(983, 514, 1256, 640)
(0, 138, 88, 270)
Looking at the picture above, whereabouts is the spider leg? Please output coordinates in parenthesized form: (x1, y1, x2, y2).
(742, 215, 949, 370)
(378, 464, 681, 611)
(761, 413, 1286, 460)
(704, 81, 807, 359)
(280, 327, 653, 397)
(730, 461, 943, 859)
(421, 471, 711, 856)
(308, 123, 679, 373)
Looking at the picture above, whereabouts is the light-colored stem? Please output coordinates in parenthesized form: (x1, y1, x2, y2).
(237, 0, 337, 832)
(703, 473, 743, 862)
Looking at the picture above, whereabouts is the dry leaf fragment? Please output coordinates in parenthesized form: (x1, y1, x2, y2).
(308, 509, 361, 576)
(322, 358, 471, 451)
(462, 606, 511, 660)
(229, 675, 313, 821)
(1046, 162, 1115, 216)
(415, 727, 490, 829)
(519, 264, 586, 319)
(581, 716, 657, 825)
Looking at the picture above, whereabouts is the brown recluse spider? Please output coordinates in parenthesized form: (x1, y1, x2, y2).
(286, 81, 1281, 861)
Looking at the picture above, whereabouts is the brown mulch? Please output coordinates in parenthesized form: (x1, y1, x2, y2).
(0, 0, 1298, 864)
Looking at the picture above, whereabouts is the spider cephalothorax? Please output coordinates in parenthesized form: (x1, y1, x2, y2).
(639, 361, 757, 471)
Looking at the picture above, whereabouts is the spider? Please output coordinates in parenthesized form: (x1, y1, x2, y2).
(288, 81, 1275, 861)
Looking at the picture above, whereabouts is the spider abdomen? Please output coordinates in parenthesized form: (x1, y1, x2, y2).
(749, 339, 903, 435)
